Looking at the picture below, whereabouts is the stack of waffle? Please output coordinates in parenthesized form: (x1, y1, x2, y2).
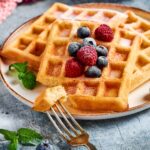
(1, 3, 150, 112)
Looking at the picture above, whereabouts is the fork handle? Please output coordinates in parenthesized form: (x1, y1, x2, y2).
(84, 142, 97, 150)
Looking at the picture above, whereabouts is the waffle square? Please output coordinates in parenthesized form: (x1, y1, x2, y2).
(131, 37, 150, 91)
(37, 20, 141, 112)
(1, 3, 127, 70)
(121, 11, 150, 90)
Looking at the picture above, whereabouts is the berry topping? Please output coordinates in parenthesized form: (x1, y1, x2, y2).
(95, 24, 114, 42)
(83, 37, 97, 47)
(68, 42, 82, 57)
(85, 66, 101, 78)
(97, 56, 108, 68)
(77, 46, 98, 66)
(96, 45, 108, 56)
(65, 58, 84, 77)
(36, 140, 52, 150)
(77, 26, 90, 38)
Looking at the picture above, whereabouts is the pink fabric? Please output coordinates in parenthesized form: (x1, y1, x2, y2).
(0, 0, 22, 24)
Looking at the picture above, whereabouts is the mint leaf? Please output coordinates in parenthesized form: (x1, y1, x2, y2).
(8, 138, 18, 150)
(18, 128, 43, 146)
(21, 71, 36, 89)
(0, 129, 17, 142)
(9, 62, 37, 90)
(9, 62, 28, 73)
(18, 72, 26, 80)
(0, 129, 19, 150)
(0, 128, 42, 149)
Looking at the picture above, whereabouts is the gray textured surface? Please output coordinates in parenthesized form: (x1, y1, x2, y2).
(0, 0, 150, 150)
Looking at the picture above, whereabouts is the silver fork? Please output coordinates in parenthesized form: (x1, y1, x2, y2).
(46, 100, 97, 150)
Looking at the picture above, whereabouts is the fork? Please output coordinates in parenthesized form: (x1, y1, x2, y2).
(46, 100, 97, 150)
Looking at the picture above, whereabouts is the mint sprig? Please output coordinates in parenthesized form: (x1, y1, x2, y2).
(18, 128, 43, 146)
(8, 138, 18, 150)
(9, 62, 27, 73)
(0, 128, 43, 150)
(0, 129, 17, 141)
(9, 62, 36, 89)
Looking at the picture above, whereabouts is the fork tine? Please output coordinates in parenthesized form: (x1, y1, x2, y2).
(55, 103, 79, 136)
(58, 101, 84, 132)
(46, 111, 68, 141)
(51, 106, 74, 138)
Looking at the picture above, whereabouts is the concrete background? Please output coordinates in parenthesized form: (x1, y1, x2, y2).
(0, 0, 150, 149)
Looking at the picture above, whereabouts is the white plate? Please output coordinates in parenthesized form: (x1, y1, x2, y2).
(0, 3, 150, 120)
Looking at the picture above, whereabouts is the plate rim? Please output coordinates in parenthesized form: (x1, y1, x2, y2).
(76, 2, 150, 14)
(0, 3, 150, 120)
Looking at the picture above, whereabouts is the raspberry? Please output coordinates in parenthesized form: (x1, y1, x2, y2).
(77, 46, 97, 66)
(95, 24, 114, 42)
(65, 58, 84, 77)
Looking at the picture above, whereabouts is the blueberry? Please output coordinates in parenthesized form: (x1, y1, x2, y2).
(36, 140, 51, 150)
(68, 42, 82, 57)
(85, 66, 101, 78)
(77, 26, 90, 38)
(97, 56, 108, 68)
(96, 45, 108, 56)
(83, 37, 97, 47)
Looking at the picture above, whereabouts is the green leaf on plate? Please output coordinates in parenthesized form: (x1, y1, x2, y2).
(9, 62, 37, 90)
(9, 62, 28, 73)
(21, 71, 36, 89)
(18, 72, 26, 80)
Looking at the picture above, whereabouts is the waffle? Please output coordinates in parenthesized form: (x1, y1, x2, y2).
(33, 86, 67, 112)
(0, 3, 127, 71)
(37, 20, 141, 112)
(120, 11, 150, 91)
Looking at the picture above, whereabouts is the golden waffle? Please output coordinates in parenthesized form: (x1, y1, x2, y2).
(122, 11, 150, 40)
(37, 20, 141, 112)
(131, 37, 150, 91)
(120, 11, 150, 91)
(0, 3, 127, 70)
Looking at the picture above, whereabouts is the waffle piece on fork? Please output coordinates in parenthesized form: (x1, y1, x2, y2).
(33, 86, 96, 150)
